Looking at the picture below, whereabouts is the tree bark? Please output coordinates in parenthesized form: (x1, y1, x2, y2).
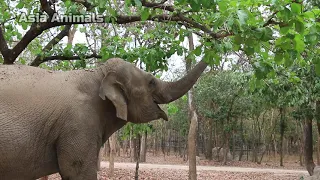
(239, 118, 244, 161)
(205, 119, 213, 160)
(130, 126, 134, 162)
(223, 133, 230, 165)
(279, 107, 285, 167)
(186, 33, 197, 180)
(167, 129, 171, 156)
(316, 101, 320, 165)
(109, 133, 117, 177)
(135, 134, 141, 180)
(140, 130, 147, 162)
(188, 110, 198, 180)
(97, 147, 103, 171)
(304, 117, 315, 176)
(104, 140, 110, 158)
(67, 26, 77, 45)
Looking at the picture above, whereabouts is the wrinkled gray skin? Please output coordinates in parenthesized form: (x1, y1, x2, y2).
(0, 58, 207, 180)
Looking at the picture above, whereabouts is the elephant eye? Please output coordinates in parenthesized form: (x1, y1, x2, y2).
(149, 79, 156, 86)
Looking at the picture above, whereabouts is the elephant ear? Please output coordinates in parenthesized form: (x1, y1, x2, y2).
(99, 72, 128, 121)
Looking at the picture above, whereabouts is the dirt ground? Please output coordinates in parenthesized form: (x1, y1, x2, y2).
(45, 152, 309, 180)
(47, 167, 306, 180)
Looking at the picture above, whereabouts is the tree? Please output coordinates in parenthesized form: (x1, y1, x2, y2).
(186, 33, 198, 180)
(2, 0, 320, 177)
(109, 133, 117, 177)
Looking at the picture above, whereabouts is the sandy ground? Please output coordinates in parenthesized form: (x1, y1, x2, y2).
(101, 161, 308, 174)
(43, 153, 311, 179)
(45, 161, 308, 180)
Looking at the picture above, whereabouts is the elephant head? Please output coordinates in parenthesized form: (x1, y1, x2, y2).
(99, 58, 207, 123)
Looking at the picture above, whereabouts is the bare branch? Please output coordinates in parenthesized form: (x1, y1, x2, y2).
(141, 0, 174, 12)
(38, 54, 102, 64)
(31, 25, 72, 66)
(0, 26, 11, 63)
(40, 0, 55, 17)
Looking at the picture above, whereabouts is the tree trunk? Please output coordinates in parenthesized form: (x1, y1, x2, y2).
(188, 110, 198, 180)
(97, 147, 103, 171)
(140, 131, 147, 162)
(104, 140, 110, 158)
(187, 33, 197, 180)
(167, 129, 171, 156)
(223, 133, 230, 165)
(279, 107, 285, 167)
(317, 136, 320, 166)
(67, 26, 77, 45)
(299, 121, 304, 166)
(161, 129, 166, 160)
(304, 117, 315, 176)
(316, 101, 320, 165)
(135, 134, 141, 180)
(232, 131, 236, 160)
(130, 127, 134, 162)
(133, 137, 139, 161)
(154, 134, 158, 156)
(109, 133, 117, 177)
(205, 119, 213, 160)
(239, 118, 244, 161)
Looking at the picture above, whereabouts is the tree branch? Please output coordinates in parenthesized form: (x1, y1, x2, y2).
(31, 25, 72, 67)
(8, 11, 231, 64)
(141, 0, 174, 12)
(40, 0, 55, 17)
(37, 53, 102, 64)
(0, 26, 10, 61)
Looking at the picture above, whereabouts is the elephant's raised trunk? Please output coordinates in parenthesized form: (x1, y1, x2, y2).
(156, 60, 208, 104)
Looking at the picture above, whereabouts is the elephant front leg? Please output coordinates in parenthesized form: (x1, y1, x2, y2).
(56, 137, 100, 180)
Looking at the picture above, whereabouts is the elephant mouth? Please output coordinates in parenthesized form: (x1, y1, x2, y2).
(154, 99, 168, 121)
(157, 104, 168, 121)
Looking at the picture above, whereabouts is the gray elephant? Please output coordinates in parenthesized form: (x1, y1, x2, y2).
(0, 58, 207, 180)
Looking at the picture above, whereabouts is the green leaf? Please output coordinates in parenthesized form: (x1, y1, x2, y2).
(304, 11, 315, 18)
(234, 34, 243, 45)
(253, 28, 264, 39)
(279, 8, 291, 22)
(244, 46, 254, 56)
(274, 52, 284, 64)
(280, 26, 290, 35)
(315, 63, 320, 76)
(293, 35, 305, 53)
(21, 22, 28, 30)
(295, 20, 304, 34)
(167, 103, 179, 115)
(194, 46, 202, 56)
(16, 2, 24, 9)
(19, 58, 26, 65)
(65, 0, 72, 8)
(291, 3, 301, 14)
(141, 8, 150, 21)
(305, 34, 317, 45)
(218, 1, 227, 12)
(3, 12, 10, 20)
(181, 94, 187, 102)
(237, 10, 248, 26)
(190, 0, 201, 11)
(261, 27, 273, 41)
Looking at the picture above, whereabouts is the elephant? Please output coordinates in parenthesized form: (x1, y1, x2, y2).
(0, 57, 207, 180)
